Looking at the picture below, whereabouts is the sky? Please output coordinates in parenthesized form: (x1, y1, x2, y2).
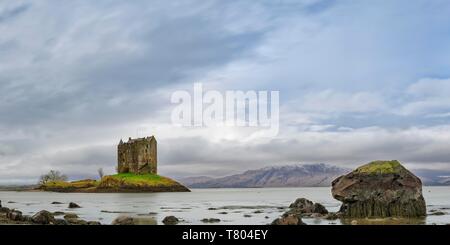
(1, 0, 450, 184)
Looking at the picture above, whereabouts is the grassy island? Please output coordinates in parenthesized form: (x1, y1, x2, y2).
(39, 174, 190, 193)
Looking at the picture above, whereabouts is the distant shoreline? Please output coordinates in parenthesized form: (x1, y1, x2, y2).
(1, 184, 449, 192)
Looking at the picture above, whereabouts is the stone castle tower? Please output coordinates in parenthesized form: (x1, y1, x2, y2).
(117, 136, 157, 174)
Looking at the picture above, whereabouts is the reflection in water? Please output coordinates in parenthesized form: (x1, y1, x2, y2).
(340, 217, 426, 225)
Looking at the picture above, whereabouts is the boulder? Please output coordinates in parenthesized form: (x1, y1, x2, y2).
(331, 160, 426, 218)
(0, 207, 10, 213)
(289, 198, 315, 213)
(54, 219, 70, 225)
(68, 202, 81, 208)
(271, 213, 306, 225)
(162, 216, 179, 225)
(288, 198, 329, 216)
(64, 213, 79, 219)
(272, 198, 329, 224)
(111, 216, 135, 225)
(66, 218, 88, 225)
(111, 216, 156, 225)
(7, 210, 23, 221)
(32, 210, 56, 224)
(313, 203, 329, 215)
(201, 218, 221, 223)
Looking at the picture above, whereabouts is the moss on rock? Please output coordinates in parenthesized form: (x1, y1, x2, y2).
(355, 160, 403, 174)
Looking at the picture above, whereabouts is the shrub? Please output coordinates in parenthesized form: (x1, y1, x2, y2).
(38, 170, 68, 185)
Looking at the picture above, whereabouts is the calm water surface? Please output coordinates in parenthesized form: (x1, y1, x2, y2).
(1, 187, 449, 225)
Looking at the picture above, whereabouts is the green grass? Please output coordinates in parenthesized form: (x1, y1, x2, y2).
(40, 173, 182, 190)
(41, 179, 98, 189)
(111, 173, 164, 182)
(101, 173, 178, 187)
(356, 160, 403, 174)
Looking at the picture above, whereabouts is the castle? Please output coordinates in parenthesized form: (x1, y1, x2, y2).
(117, 136, 157, 174)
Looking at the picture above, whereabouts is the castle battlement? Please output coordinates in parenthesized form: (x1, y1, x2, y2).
(117, 136, 157, 174)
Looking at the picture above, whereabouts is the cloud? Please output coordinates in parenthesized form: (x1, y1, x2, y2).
(398, 78, 450, 116)
(1, 1, 450, 183)
(300, 90, 387, 113)
(0, 2, 30, 23)
(159, 125, 450, 178)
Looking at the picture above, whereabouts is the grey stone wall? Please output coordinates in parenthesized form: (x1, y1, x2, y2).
(118, 136, 157, 174)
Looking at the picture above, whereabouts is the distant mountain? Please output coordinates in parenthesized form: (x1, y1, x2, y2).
(0, 185, 37, 191)
(179, 164, 450, 188)
(179, 163, 351, 188)
(413, 169, 450, 186)
(178, 176, 214, 186)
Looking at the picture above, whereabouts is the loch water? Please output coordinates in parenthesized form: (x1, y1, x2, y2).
(1, 186, 449, 225)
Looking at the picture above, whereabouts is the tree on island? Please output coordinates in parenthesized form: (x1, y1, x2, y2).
(97, 168, 104, 179)
(38, 170, 68, 185)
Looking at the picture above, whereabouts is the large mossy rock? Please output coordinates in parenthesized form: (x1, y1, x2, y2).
(331, 160, 426, 218)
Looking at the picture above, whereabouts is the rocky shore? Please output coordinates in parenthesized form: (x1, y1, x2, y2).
(0, 200, 100, 225)
(271, 198, 341, 225)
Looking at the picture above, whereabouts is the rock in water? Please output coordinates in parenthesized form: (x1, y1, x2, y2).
(289, 198, 315, 213)
(64, 213, 78, 219)
(272, 197, 327, 225)
(111, 216, 156, 225)
(271, 214, 306, 225)
(54, 219, 70, 225)
(162, 216, 179, 225)
(331, 160, 426, 218)
(68, 202, 81, 208)
(201, 218, 221, 223)
(288, 198, 329, 216)
(7, 210, 23, 221)
(313, 203, 329, 215)
(32, 210, 56, 224)
(111, 216, 135, 225)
